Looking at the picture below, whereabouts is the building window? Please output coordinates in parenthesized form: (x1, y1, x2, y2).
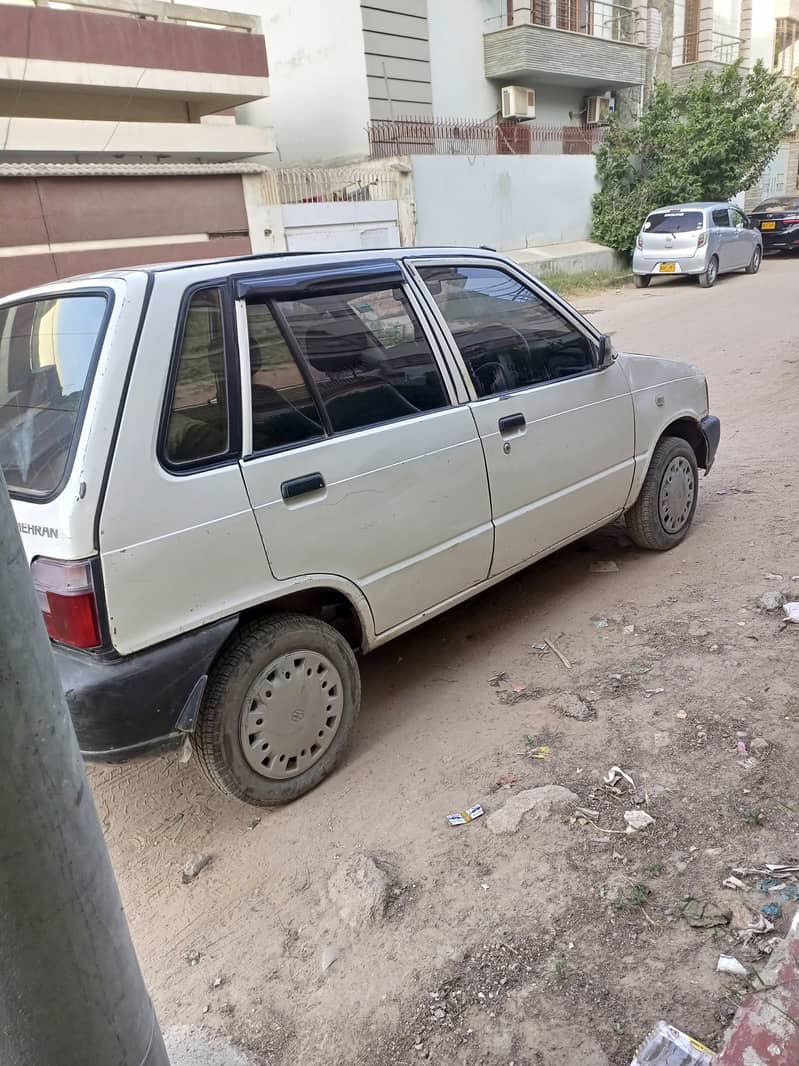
(775, 18, 799, 77)
(682, 0, 700, 63)
(556, 0, 594, 35)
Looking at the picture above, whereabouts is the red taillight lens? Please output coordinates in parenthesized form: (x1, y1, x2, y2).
(636, 235, 643, 249)
(782, 217, 799, 225)
(697, 232, 707, 248)
(31, 557, 101, 649)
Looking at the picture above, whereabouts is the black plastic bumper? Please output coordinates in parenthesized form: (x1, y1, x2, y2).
(55, 616, 238, 761)
(700, 415, 721, 473)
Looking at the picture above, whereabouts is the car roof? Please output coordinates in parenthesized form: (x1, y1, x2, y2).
(9, 246, 504, 293)
(649, 203, 727, 213)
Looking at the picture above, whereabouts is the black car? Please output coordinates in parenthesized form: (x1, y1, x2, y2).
(748, 195, 799, 253)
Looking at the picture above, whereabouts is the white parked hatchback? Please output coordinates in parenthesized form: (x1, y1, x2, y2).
(2, 248, 720, 806)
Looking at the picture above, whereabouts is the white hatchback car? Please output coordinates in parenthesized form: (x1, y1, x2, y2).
(2, 248, 720, 806)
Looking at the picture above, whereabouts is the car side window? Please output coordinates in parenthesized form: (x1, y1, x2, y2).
(245, 302, 324, 453)
(730, 208, 747, 230)
(164, 287, 230, 466)
(711, 208, 730, 228)
(417, 264, 595, 398)
(273, 284, 449, 434)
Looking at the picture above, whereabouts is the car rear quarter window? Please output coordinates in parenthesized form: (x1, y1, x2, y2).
(273, 285, 449, 434)
(644, 211, 704, 234)
(711, 208, 730, 227)
(0, 292, 108, 498)
(164, 288, 230, 466)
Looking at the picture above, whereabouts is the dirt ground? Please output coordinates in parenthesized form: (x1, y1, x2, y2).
(91, 257, 799, 1066)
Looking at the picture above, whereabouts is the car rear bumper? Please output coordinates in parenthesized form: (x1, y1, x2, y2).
(632, 250, 708, 276)
(761, 229, 799, 251)
(55, 615, 238, 762)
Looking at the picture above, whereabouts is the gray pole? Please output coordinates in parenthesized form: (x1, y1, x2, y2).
(0, 473, 170, 1066)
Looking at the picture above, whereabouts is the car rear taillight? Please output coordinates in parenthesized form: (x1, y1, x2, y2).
(636, 235, 643, 249)
(31, 557, 101, 649)
(782, 217, 799, 225)
(697, 232, 708, 248)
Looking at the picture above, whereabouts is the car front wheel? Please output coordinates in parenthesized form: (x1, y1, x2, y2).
(626, 436, 699, 551)
(195, 613, 361, 806)
(633, 274, 651, 288)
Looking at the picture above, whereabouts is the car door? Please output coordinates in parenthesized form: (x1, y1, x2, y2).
(711, 207, 738, 271)
(729, 206, 756, 268)
(409, 258, 636, 577)
(235, 260, 494, 635)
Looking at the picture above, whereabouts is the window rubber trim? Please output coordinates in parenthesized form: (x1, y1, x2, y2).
(4, 287, 116, 505)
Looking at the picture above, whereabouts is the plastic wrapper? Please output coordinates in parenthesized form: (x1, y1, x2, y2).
(630, 1021, 714, 1066)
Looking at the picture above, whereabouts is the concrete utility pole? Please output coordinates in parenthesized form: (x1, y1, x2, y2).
(0, 474, 170, 1066)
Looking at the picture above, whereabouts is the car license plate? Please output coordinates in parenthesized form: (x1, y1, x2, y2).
(659, 263, 676, 273)
(761, 221, 777, 230)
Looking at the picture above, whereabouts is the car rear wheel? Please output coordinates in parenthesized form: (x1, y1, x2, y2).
(626, 436, 699, 551)
(633, 274, 651, 288)
(698, 255, 718, 288)
(745, 246, 762, 274)
(195, 613, 361, 806)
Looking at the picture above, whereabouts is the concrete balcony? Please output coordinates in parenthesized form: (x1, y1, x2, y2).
(0, 115, 274, 161)
(0, 0, 269, 113)
(484, 3, 647, 91)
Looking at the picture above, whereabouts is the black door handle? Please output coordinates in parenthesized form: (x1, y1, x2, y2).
(281, 472, 325, 500)
(498, 413, 525, 434)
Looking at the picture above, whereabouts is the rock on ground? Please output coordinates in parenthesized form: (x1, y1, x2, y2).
(164, 1025, 254, 1066)
(486, 785, 580, 835)
(551, 693, 595, 721)
(328, 854, 391, 929)
(759, 590, 785, 611)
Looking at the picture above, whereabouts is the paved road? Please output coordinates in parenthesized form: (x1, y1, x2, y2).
(92, 256, 799, 1066)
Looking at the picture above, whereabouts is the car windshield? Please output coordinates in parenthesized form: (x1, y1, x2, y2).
(0, 293, 108, 498)
(643, 210, 704, 234)
(752, 198, 799, 212)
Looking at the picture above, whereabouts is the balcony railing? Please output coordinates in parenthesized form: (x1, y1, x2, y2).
(24, 0, 260, 34)
(485, 1, 639, 46)
(672, 30, 742, 67)
(368, 117, 605, 158)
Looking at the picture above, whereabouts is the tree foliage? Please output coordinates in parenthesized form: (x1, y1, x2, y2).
(592, 61, 797, 254)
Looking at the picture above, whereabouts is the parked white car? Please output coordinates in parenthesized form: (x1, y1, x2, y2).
(2, 248, 719, 806)
(633, 202, 763, 288)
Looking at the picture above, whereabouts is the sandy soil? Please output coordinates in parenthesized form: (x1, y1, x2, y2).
(90, 257, 799, 1066)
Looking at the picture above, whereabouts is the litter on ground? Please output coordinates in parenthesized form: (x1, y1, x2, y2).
(447, 805, 484, 827)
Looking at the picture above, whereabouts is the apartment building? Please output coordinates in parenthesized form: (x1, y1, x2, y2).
(671, 0, 799, 202)
(231, 0, 652, 166)
(0, 0, 275, 293)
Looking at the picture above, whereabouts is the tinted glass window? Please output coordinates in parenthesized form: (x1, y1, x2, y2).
(0, 293, 107, 496)
(712, 208, 730, 227)
(246, 303, 323, 452)
(165, 288, 229, 465)
(753, 197, 799, 212)
(275, 285, 448, 434)
(418, 265, 594, 397)
(730, 208, 747, 229)
(644, 210, 704, 233)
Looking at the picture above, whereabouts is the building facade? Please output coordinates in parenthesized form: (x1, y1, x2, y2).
(231, 0, 652, 165)
(671, 0, 799, 203)
(0, 0, 275, 294)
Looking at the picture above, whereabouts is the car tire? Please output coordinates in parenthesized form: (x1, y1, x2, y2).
(698, 255, 719, 288)
(633, 274, 651, 288)
(745, 246, 762, 274)
(195, 613, 361, 807)
(625, 436, 700, 551)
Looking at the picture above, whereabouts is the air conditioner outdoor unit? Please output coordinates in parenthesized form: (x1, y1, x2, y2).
(501, 85, 536, 120)
(586, 95, 612, 125)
